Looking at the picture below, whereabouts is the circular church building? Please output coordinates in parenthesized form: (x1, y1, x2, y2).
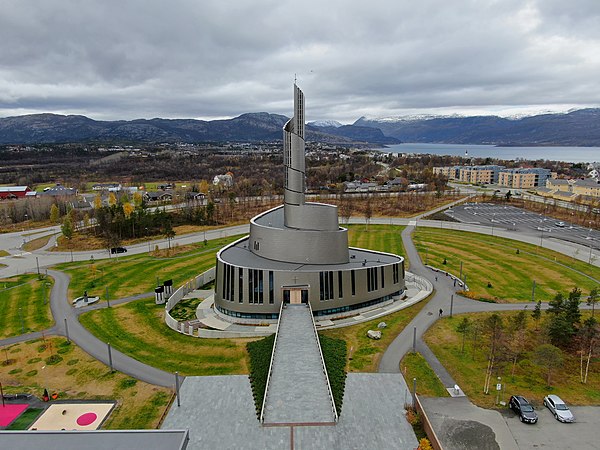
(214, 85, 404, 323)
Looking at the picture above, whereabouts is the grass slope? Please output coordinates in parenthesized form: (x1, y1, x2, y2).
(0, 337, 171, 429)
(56, 235, 241, 300)
(319, 334, 347, 414)
(79, 298, 251, 376)
(0, 274, 54, 338)
(400, 352, 448, 397)
(424, 311, 600, 408)
(414, 228, 600, 302)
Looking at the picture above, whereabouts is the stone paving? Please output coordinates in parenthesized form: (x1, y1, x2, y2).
(161, 374, 418, 450)
(262, 304, 336, 424)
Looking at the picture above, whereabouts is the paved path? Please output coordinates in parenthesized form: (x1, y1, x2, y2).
(262, 304, 335, 424)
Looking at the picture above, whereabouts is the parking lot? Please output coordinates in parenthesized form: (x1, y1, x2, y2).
(503, 405, 600, 449)
(446, 203, 600, 252)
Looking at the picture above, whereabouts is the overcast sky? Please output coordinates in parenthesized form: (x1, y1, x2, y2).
(1, 0, 600, 123)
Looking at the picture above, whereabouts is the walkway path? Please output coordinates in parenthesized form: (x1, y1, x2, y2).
(262, 304, 336, 424)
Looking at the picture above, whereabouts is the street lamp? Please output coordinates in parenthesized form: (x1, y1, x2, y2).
(491, 213, 496, 236)
(539, 220, 544, 248)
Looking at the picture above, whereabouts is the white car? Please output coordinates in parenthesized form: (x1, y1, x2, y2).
(555, 221, 565, 227)
(543, 395, 575, 423)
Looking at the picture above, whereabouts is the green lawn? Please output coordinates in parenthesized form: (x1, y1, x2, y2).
(55, 235, 241, 300)
(413, 228, 600, 302)
(0, 274, 54, 338)
(400, 352, 448, 397)
(348, 224, 407, 266)
(79, 298, 251, 376)
(424, 311, 600, 408)
(6, 408, 44, 430)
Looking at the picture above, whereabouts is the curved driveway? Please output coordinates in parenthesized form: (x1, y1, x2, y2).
(1, 201, 597, 388)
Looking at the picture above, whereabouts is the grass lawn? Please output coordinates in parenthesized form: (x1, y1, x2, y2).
(5, 408, 44, 430)
(0, 250, 10, 257)
(321, 223, 421, 372)
(0, 337, 172, 429)
(413, 228, 600, 302)
(55, 235, 241, 300)
(0, 274, 54, 338)
(347, 224, 407, 266)
(79, 298, 252, 376)
(320, 298, 430, 372)
(169, 296, 204, 321)
(400, 352, 448, 398)
(424, 311, 600, 408)
(23, 234, 53, 252)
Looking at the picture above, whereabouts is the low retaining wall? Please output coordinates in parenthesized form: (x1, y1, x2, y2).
(164, 267, 216, 335)
(415, 394, 443, 450)
(424, 265, 469, 291)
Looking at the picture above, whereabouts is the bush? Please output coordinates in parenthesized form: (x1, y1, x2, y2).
(118, 378, 138, 390)
(319, 334, 347, 415)
(246, 334, 275, 416)
(66, 359, 79, 366)
(442, 258, 447, 265)
(45, 354, 63, 365)
(66, 368, 77, 376)
(27, 357, 42, 364)
(418, 438, 433, 450)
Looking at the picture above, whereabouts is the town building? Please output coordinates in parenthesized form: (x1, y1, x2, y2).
(458, 165, 505, 185)
(0, 185, 33, 199)
(497, 168, 551, 189)
(214, 85, 405, 323)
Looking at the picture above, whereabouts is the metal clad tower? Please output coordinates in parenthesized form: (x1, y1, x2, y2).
(283, 84, 306, 208)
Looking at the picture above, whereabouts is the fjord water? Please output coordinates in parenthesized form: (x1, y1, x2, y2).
(382, 143, 599, 163)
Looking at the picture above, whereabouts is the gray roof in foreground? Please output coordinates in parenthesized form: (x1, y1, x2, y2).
(162, 374, 417, 449)
(220, 237, 402, 271)
(0, 429, 189, 450)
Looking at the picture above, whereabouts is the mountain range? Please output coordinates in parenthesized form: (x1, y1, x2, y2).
(0, 113, 397, 145)
(0, 108, 599, 146)
(354, 108, 600, 146)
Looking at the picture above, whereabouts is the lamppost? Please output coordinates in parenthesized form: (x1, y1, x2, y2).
(491, 213, 496, 236)
(539, 220, 544, 248)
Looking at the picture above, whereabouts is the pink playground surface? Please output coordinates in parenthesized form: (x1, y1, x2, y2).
(0, 403, 29, 426)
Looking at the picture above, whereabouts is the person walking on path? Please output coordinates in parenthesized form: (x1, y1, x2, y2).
(439, 308, 443, 317)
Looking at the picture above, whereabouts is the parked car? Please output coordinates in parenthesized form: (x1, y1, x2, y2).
(509, 395, 538, 424)
(110, 247, 127, 254)
(555, 221, 566, 227)
(543, 395, 575, 423)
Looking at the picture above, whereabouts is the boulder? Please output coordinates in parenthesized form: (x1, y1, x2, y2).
(377, 322, 387, 329)
(367, 330, 382, 340)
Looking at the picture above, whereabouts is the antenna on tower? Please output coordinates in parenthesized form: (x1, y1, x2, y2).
(294, 73, 297, 85)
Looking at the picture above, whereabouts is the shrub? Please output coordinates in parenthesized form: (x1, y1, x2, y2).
(66, 368, 77, 376)
(27, 357, 42, 364)
(25, 370, 38, 377)
(45, 355, 63, 365)
(319, 334, 347, 415)
(418, 438, 433, 450)
(246, 334, 275, 416)
(66, 359, 79, 366)
(9, 368, 22, 375)
(442, 258, 447, 265)
(118, 378, 138, 390)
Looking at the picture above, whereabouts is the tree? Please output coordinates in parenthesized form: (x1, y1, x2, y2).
(483, 314, 504, 395)
(565, 287, 582, 328)
(531, 300, 542, 330)
(578, 317, 599, 384)
(364, 195, 372, 230)
(533, 344, 563, 386)
(133, 191, 143, 209)
(587, 288, 599, 317)
(94, 194, 103, 209)
(61, 214, 74, 240)
(456, 317, 471, 354)
(163, 220, 175, 250)
(108, 192, 117, 207)
(50, 203, 60, 223)
(505, 190, 512, 202)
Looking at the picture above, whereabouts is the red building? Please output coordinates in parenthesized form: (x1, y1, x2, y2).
(0, 186, 33, 199)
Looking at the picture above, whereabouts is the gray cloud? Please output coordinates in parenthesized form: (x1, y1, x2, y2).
(1, 0, 599, 123)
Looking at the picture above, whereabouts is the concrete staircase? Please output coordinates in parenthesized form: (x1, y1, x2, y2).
(261, 304, 337, 425)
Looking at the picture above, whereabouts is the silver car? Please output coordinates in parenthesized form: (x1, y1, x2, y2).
(543, 395, 575, 423)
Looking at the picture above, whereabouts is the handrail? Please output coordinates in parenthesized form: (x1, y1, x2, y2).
(259, 300, 285, 423)
(307, 301, 339, 422)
